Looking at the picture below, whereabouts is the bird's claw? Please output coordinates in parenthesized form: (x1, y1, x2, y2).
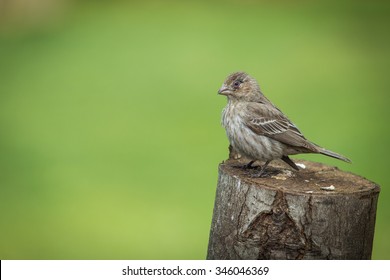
(232, 160, 256, 170)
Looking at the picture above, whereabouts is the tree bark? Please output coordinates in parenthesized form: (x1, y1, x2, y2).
(207, 159, 380, 260)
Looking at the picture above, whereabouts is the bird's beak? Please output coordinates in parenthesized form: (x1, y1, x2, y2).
(218, 86, 230, 95)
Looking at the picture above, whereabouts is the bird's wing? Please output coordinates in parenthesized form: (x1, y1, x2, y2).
(244, 102, 317, 150)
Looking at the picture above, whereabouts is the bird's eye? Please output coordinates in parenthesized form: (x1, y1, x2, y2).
(233, 80, 242, 88)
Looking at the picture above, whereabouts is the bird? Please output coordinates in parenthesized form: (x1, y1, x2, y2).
(218, 71, 351, 177)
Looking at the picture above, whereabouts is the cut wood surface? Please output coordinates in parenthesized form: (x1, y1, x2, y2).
(207, 159, 380, 260)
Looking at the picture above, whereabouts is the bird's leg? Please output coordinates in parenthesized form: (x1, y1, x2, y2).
(244, 160, 256, 169)
(251, 160, 272, 178)
(232, 160, 256, 169)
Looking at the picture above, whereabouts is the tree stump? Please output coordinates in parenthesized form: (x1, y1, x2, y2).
(207, 159, 380, 260)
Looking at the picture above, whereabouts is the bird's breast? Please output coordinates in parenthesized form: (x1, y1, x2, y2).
(221, 103, 242, 138)
(221, 103, 250, 151)
(221, 102, 284, 161)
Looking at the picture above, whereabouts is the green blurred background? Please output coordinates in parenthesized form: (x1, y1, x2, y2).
(0, 0, 389, 259)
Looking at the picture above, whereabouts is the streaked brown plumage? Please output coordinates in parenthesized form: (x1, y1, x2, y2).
(218, 71, 351, 176)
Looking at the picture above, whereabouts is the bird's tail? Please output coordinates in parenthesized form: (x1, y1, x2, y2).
(318, 147, 351, 163)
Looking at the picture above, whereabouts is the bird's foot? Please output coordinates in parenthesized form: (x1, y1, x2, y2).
(233, 160, 257, 170)
(249, 169, 280, 178)
(248, 160, 274, 178)
(250, 171, 268, 178)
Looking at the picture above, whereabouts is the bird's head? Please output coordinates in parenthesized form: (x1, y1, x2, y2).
(218, 72, 262, 102)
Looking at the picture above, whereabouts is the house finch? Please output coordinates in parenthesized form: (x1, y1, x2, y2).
(218, 72, 351, 176)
